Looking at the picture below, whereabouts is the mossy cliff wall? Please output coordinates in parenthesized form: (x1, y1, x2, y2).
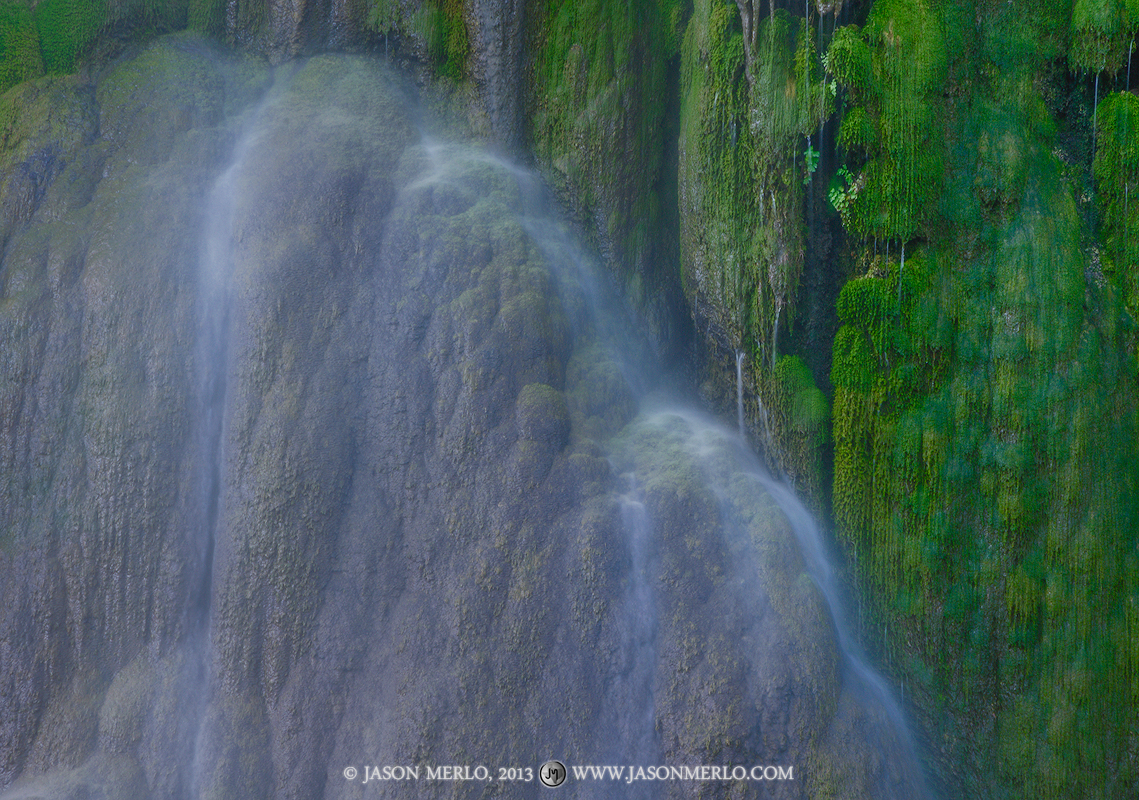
(0, 31, 925, 798)
(825, 1, 1139, 796)
(524, 0, 688, 345)
(677, 0, 834, 497)
(1, 1, 1138, 797)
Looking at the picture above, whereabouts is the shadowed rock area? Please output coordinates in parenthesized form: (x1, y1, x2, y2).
(0, 34, 922, 800)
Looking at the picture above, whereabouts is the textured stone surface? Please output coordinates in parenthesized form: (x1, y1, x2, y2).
(0, 34, 915, 800)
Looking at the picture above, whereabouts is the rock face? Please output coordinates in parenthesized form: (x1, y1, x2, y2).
(0, 34, 919, 800)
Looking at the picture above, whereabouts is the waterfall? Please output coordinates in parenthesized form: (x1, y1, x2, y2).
(627, 409, 931, 798)
(188, 133, 240, 800)
(187, 78, 282, 799)
(0, 50, 934, 797)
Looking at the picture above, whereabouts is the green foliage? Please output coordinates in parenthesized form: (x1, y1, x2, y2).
(0, 2, 43, 92)
(35, 0, 105, 74)
(364, 0, 468, 79)
(826, 0, 947, 241)
(1094, 90, 1139, 312)
(1069, 0, 1139, 72)
(832, 69, 1139, 795)
(530, 0, 682, 299)
(826, 164, 857, 225)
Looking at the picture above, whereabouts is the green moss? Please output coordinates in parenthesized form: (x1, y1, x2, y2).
(0, 2, 44, 92)
(1094, 90, 1139, 313)
(774, 354, 829, 478)
(528, 0, 682, 299)
(35, 0, 105, 74)
(364, 0, 468, 80)
(1069, 0, 1139, 72)
(187, 0, 224, 34)
(678, 0, 832, 491)
(831, 11, 1139, 793)
(827, 0, 948, 242)
(825, 24, 871, 95)
(837, 105, 874, 152)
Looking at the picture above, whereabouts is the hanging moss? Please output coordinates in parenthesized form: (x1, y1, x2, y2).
(830, 8, 1139, 792)
(774, 354, 829, 478)
(1094, 90, 1139, 313)
(837, 105, 874, 152)
(0, 2, 44, 92)
(1068, 0, 1139, 73)
(34, 0, 105, 74)
(362, 0, 468, 79)
(824, 23, 871, 96)
(827, 0, 947, 242)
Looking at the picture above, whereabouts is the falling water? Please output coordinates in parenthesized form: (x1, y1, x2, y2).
(756, 469, 931, 796)
(736, 349, 745, 437)
(629, 409, 931, 797)
(609, 489, 661, 776)
(186, 137, 238, 800)
(187, 79, 281, 798)
(467, 142, 931, 792)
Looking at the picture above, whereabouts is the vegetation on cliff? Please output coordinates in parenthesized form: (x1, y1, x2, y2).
(825, 1, 1139, 795)
(1, 1, 1137, 798)
(678, 0, 833, 492)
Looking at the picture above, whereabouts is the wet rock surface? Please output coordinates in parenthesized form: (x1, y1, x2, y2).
(0, 34, 915, 800)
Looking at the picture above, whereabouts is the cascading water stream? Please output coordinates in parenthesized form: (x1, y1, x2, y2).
(448, 143, 934, 793)
(186, 137, 241, 800)
(753, 469, 931, 796)
(628, 408, 932, 797)
(736, 350, 745, 437)
(186, 78, 283, 797)
(610, 489, 661, 779)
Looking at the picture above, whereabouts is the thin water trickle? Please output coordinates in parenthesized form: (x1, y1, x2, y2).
(736, 349, 745, 437)
(771, 301, 781, 369)
(613, 489, 660, 775)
